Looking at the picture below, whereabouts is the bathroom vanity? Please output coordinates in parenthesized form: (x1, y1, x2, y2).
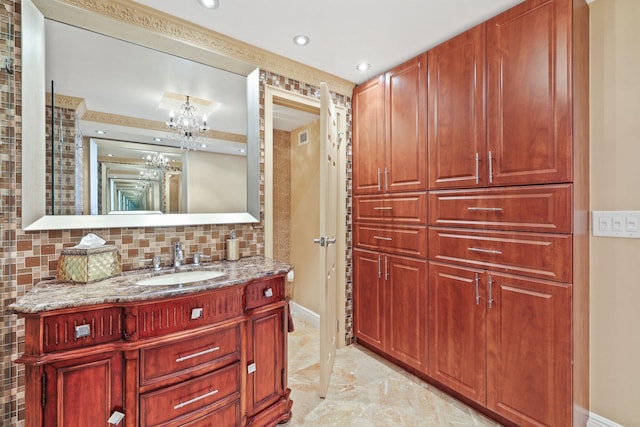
(9, 256, 292, 427)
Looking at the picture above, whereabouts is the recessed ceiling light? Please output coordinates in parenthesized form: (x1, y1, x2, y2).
(293, 35, 310, 46)
(96, 130, 106, 134)
(356, 62, 371, 72)
(198, 0, 220, 9)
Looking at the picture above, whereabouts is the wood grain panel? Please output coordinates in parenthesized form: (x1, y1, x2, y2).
(354, 223, 427, 258)
(429, 184, 572, 233)
(245, 277, 285, 310)
(428, 227, 572, 282)
(42, 307, 122, 353)
(137, 286, 242, 339)
(353, 192, 427, 224)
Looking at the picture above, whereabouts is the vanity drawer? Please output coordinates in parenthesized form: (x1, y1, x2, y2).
(429, 184, 571, 233)
(135, 286, 243, 339)
(180, 400, 240, 427)
(41, 307, 122, 353)
(428, 227, 572, 282)
(140, 363, 240, 426)
(354, 223, 427, 258)
(246, 277, 285, 310)
(354, 192, 427, 224)
(140, 325, 241, 386)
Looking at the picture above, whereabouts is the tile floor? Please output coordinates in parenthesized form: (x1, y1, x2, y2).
(284, 310, 502, 426)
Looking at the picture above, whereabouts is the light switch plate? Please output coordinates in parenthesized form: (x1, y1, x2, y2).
(593, 211, 640, 238)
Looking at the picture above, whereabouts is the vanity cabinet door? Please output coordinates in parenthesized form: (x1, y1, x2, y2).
(43, 351, 123, 427)
(246, 307, 285, 417)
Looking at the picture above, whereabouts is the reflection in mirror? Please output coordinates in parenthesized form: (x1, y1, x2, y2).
(45, 19, 249, 216)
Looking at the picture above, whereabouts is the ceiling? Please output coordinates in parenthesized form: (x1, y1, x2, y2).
(132, 0, 524, 85)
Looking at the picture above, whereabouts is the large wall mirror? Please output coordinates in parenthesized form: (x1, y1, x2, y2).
(23, 0, 260, 230)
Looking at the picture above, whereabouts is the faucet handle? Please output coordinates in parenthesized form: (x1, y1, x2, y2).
(143, 255, 163, 271)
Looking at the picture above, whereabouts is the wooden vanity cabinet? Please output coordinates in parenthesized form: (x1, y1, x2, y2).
(17, 275, 291, 427)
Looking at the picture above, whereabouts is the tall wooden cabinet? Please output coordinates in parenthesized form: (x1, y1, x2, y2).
(353, 55, 428, 195)
(352, 0, 589, 425)
(353, 54, 430, 374)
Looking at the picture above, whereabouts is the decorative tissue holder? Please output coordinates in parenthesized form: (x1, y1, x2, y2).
(56, 245, 121, 284)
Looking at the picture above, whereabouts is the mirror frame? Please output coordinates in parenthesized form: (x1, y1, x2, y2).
(22, 0, 260, 230)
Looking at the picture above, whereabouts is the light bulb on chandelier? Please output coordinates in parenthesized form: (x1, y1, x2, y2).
(166, 95, 210, 151)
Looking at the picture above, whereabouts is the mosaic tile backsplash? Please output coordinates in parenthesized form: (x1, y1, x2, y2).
(0, 4, 353, 425)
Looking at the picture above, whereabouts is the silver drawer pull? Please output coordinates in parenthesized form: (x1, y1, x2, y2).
(174, 389, 218, 410)
(264, 288, 273, 298)
(373, 236, 392, 241)
(372, 207, 393, 211)
(176, 346, 220, 363)
(467, 207, 503, 212)
(468, 247, 502, 255)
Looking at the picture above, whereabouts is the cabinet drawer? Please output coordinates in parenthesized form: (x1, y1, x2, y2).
(428, 227, 571, 282)
(354, 224, 427, 258)
(42, 307, 122, 353)
(429, 184, 571, 233)
(180, 400, 240, 427)
(140, 363, 240, 426)
(246, 277, 285, 310)
(140, 325, 240, 386)
(135, 286, 242, 339)
(354, 192, 427, 224)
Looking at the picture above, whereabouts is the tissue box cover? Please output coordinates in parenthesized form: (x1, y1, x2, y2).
(56, 245, 121, 283)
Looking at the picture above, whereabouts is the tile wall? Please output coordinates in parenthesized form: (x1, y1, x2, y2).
(0, 4, 353, 424)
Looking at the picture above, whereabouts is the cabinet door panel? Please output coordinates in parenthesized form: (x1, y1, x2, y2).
(386, 255, 428, 373)
(385, 55, 428, 192)
(353, 75, 385, 194)
(247, 309, 285, 415)
(428, 24, 486, 189)
(44, 352, 123, 427)
(353, 249, 384, 349)
(487, 272, 571, 427)
(428, 263, 486, 404)
(487, 0, 571, 185)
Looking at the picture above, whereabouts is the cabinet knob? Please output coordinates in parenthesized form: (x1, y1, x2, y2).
(264, 288, 274, 298)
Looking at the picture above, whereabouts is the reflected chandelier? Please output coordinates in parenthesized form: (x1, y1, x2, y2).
(166, 96, 209, 151)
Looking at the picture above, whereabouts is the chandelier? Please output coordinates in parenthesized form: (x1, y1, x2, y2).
(145, 152, 170, 171)
(166, 96, 209, 151)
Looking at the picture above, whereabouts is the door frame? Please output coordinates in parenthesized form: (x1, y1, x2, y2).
(264, 84, 348, 348)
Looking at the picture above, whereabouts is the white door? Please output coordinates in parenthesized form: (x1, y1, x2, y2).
(317, 82, 339, 398)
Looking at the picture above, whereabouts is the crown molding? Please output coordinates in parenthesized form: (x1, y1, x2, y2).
(37, 0, 355, 96)
(81, 110, 247, 143)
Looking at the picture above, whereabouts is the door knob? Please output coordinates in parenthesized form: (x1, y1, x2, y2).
(313, 237, 326, 247)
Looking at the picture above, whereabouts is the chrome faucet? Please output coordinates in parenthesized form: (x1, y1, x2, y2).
(173, 242, 184, 268)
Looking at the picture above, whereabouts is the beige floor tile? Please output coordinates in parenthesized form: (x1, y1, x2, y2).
(284, 315, 501, 427)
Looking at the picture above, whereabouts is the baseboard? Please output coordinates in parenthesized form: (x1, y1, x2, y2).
(587, 412, 625, 427)
(289, 301, 320, 329)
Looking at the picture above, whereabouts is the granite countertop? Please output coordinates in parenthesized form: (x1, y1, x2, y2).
(8, 256, 292, 314)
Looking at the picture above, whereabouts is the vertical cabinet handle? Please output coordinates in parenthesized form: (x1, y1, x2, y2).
(474, 273, 480, 306)
(488, 150, 494, 184)
(488, 275, 494, 309)
(384, 167, 389, 192)
(378, 254, 382, 278)
(377, 168, 381, 191)
(475, 152, 480, 184)
(384, 256, 389, 280)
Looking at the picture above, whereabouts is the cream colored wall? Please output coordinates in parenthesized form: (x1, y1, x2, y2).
(290, 120, 321, 314)
(590, 0, 640, 425)
(185, 151, 247, 213)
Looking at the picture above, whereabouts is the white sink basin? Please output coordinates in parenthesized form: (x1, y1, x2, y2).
(136, 270, 226, 286)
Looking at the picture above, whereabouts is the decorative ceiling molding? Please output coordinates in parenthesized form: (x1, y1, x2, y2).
(81, 110, 247, 143)
(44, 0, 355, 96)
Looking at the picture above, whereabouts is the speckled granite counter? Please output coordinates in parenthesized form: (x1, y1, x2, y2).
(8, 256, 292, 314)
